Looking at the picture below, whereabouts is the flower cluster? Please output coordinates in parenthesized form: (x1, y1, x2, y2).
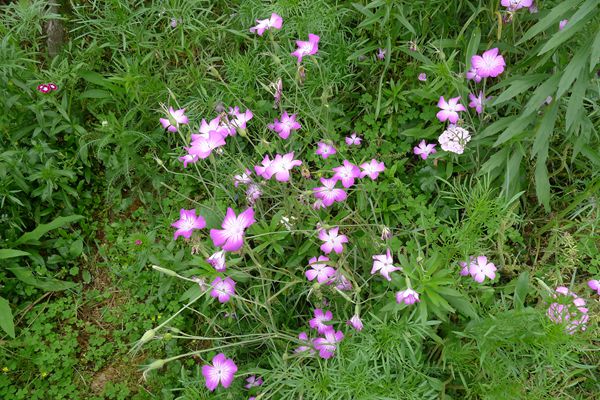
(438, 125, 472, 155)
(37, 83, 57, 93)
(547, 286, 589, 334)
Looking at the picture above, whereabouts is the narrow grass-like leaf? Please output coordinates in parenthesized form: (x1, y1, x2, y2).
(518, 0, 583, 44)
(491, 75, 548, 106)
(465, 27, 480, 71)
(590, 28, 600, 72)
(557, 41, 590, 99)
(0, 249, 31, 259)
(531, 101, 558, 159)
(566, 69, 589, 131)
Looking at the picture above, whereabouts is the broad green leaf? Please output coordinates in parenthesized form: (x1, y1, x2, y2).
(566, 69, 589, 131)
(590, 28, 600, 72)
(8, 267, 77, 291)
(0, 297, 15, 338)
(534, 158, 551, 211)
(479, 147, 509, 176)
(465, 27, 480, 71)
(478, 117, 513, 139)
(0, 249, 31, 260)
(531, 102, 559, 159)
(445, 295, 479, 320)
(557, 41, 590, 99)
(518, 0, 583, 44)
(80, 89, 112, 99)
(494, 114, 536, 146)
(491, 75, 548, 106)
(522, 74, 560, 116)
(15, 215, 84, 245)
(513, 271, 530, 310)
(538, 0, 597, 55)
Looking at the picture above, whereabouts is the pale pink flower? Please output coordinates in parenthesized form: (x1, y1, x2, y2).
(529, 3, 538, 13)
(471, 48, 505, 78)
(359, 159, 385, 180)
(315, 142, 336, 159)
(377, 48, 386, 60)
(273, 78, 283, 107)
(228, 106, 253, 132)
(291, 33, 320, 63)
(438, 125, 471, 154)
(171, 209, 206, 240)
(249, 13, 283, 36)
(305, 256, 336, 284)
(266, 152, 302, 182)
(210, 276, 236, 303)
(418, 73, 427, 82)
(459, 257, 475, 276)
(313, 329, 344, 359)
(347, 314, 363, 331)
(312, 199, 326, 210)
(187, 131, 226, 159)
(466, 68, 483, 83)
(345, 133, 362, 146)
(468, 256, 497, 283)
(588, 279, 600, 295)
(254, 155, 274, 179)
(234, 169, 253, 187)
(501, 0, 533, 11)
(436, 96, 466, 124)
(332, 160, 361, 188)
(210, 208, 255, 252)
(246, 183, 262, 205)
(199, 115, 230, 136)
(559, 19, 568, 30)
(309, 308, 333, 334)
(202, 353, 238, 391)
(37, 84, 51, 93)
(160, 107, 189, 132)
(371, 249, 401, 281)
(245, 375, 263, 389)
(468, 91, 490, 114)
(207, 250, 226, 272)
(333, 273, 352, 291)
(268, 111, 301, 139)
(295, 331, 315, 354)
(380, 226, 392, 240)
(179, 154, 198, 167)
(396, 289, 420, 305)
(413, 140, 437, 160)
(547, 287, 589, 335)
(318, 227, 348, 254)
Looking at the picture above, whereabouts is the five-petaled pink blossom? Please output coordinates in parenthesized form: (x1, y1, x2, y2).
(249, 13, 283, 36)
(347, 314, 363, 331)
(471, 48, 505, 78)
(245, 375, 263, 389)
(187, 131, 227, 159)
(305, 255, 336, 284)
(466, 68, 483, 83)
(371, 249, 401, 281)
(268, 111, 301, 139)
(318, 227, 348, 254)
(377, 48, 386, 60)
(200, 115, 230, 137)
(501, 0, 533, 11)
(468, 255, 497, 283)
(266, 152, 302, 182)
(228, 107, 253, 132)
(418, 73, 427, 82)
(254, 155, 274, 179)
(345, 133, 362, 146)
(396, 289, 420, 305)
(436, 96, 466, 124)
(315, 142, 337, 159)
(559, 19, 568, 30)
(171, 209, 206, 240)
(160, 107, 189, 132)
(413, 140, 437, 160)
(588, 279, 600, 295)
(359, 159, 385, 180)
(291, 33, 320, 63)
(234, 169, 253, 187)
(207, 250, 226, 272)
(309, 308, 333, 334)
(179, 154, 198, 167)
(332, 160, 361, 188)
(313, 329, 344, 359)
(210, 208, 255, 252)
(202, 353, 238, 391)
(468, 91, 490, 114)
(210, 276, 236, 303)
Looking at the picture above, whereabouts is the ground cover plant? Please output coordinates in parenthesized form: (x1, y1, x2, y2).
(1, 0, 599, 399)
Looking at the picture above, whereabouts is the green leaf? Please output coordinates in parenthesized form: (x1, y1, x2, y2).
(69, 239, 84, 258)
(513, 271, 530, 310)
(394, 8, 416, 36)
(0, 249, 31, 260)
(590, 28, 600, 72)
(522, 74, 560, 116)
(557, 42, 590, 99)
(15, 215, 84, 245)
(8, 267, 77, 291)
(538, 0, 597, 55)
(566, 69, 589, 131)
(518, 0, 583, 44)
(0, 297, 15, 338)
(465, 27, 480, 71)
(535, 159, 551, 211)
(80, 89, 112, 99)
(531, 102, 559, 159)
(491, 75, 548, 106)
(493, 114, 536, 147)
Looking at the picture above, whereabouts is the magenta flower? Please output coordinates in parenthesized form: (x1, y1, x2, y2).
(291, 33, 320, 63)
(313, 329, 344, 359)
(268, 111, 301, 139)
(254, 155, 274, 179)
(305, 256, 336, 284)
(347, 314, 363, 331)
(309, 308, 333, 334)
(199, 115, 230, 136)
(37, 84, 50, 93)
(207, 250, 226, 272)
(318, 227, 348, 254)
(468, 256, 497, 283)
(359, 159, 385, 180)
(436, 96, 466, 124)
(187, 131, 226, 159)
(468, 91, 490, 114)
(179, 154, 198, 167)
(396, 289, 420, 305)
(210, 276, 236, 303)
(228, 107, 253, 132)
(588, 279, 600, 295)
(459, 256, 474, 276)
(246, 183, 262, 205)
(332, 160, 361, 188)
(377, 48, 386, 60)
(413, 140, 437, 160)
(466, 68, 483, 83)
(249, 13, 283, 36)
(471, 48, 505, 78)
(371, 249, 401, 281)
(547, 287, 589, 334)
(501, 0, 533, 11)
(345, 133, 362, 146)
(266, 152, 302, 182)
(559, 19, 568, 30)
(210, 208, 256, 252)
(418, 73, 427, 82)
(160, 107, 189, 133)
(295, 332, 315, 354)
(315, 142, 336, 159)
(245, 375, 263, 389)
(202, 353, 238, 391)
(234, 169, 253, 187)
(171, 209, 206, 240)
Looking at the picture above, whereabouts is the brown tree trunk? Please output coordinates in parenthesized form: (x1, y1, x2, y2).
(45, 1, 64, 59)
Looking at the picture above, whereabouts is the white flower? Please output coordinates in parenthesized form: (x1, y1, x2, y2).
(438, 125, 471, 154)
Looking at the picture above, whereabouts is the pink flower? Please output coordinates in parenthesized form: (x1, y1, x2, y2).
(291, 33, 320, 63)
(171, 209, 206, 240)
(254, 155, 274, 179)
(199, 115, 230, 136)
(202, 353, 238, 391)
(436, 96, 466, 124)
(315, 142, 336, 159)
(345, 133, 362, 146)
(246, 183, 262, 205)
(210, 276, 236, 303)
(438, 125, 471, 154)
(234, 169, 253, 187)
(210, 208, 255, 252)
(160, 107, 189, 133)
(179, 154, 198, 167)
(313, 329, 344, 359)
(529, 2, 538, 13)
(471, 48, 505, 78)
(37, 84, 50, 93)
(312, 199, 326, 210)
(268, 111, 301, 139)
(318, 227, 348, 254)
(305, 256, 336, 284)
(500, 0, 533, 11)
(347, 314, 363, 331)
(371, 249, 401, 281)
(468, 256, 497, 283)
(466, 68, 483, 83)
(207, 250, 226, 272)
(332, 160, 361, 188)
(249, 13, 283, 36)
(468, 91, 490, 114)
(413, 140, 437, 160)
(309, 308, 333, 334)
(266, 152, 302, 182)
(295, 331, 315, 354)
(418, 73, 427, 82)
(187, 131, 226, 159)
(459, 257, 474, 276)
(332, 273, 353, 291)
(377, 48, 386, 60)
(359, 159, 385, 180)
(547, 287, 589, 335)
(273, 78, 283, 107)
(228, 107, 253, 132)
(135, 239, 143, 246)
(559, 19, 568, 30)
(396, 289, 420, 305)
(245, 375, 263, 389)
(587, 279, 600, 295)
